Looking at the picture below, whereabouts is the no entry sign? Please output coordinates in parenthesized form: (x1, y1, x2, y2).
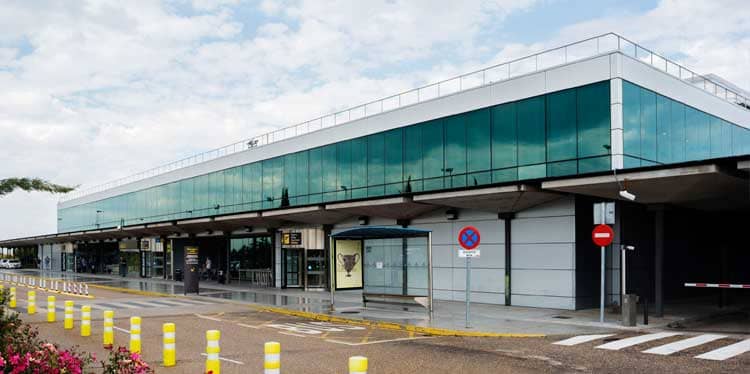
(458, 226, 480, 250)
(591, 224, 614, 247)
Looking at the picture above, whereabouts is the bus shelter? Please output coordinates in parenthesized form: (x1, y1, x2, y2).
(329, 227, 433, 317)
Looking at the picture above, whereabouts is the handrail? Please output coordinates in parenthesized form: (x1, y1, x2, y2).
(58, 32, 749, 204)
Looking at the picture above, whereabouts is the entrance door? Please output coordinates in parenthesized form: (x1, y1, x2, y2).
(140, 251, 152, 278)
(282, 248, 303, 288)
(306, 249, 327, 289)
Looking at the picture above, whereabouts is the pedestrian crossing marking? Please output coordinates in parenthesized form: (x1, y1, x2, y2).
(553, 334, 614, 346)
(595, 332, 681, 350)
(643, 334, 727, 355)
(695, 338, 750, 361)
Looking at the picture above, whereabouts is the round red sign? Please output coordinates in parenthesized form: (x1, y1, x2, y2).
(458, 226, 481, 250)
(591, 224, 614, 247)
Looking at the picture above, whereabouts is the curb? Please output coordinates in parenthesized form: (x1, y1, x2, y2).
(253, 305, 545, 338)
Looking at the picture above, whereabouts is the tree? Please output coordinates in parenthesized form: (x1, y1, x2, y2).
(0, 178, 75, 197)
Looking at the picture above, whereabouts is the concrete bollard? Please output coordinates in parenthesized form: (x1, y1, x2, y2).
(27, 291, 36, 315)
(47, 296, 56, 322)
(264, 341, 281, 374)
(84, 284, 89, 296)
(103, 310, 114, 348)
(81, 305, 91, 337)
(205, 330, 221, 374)
(9, 287, 16, 308)
(130, 316, 142, 354)
(64, 301, 74, 329)
(349, 356, 368, 374)
(163, 323, 176, 367)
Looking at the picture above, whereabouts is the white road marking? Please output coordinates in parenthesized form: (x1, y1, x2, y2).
(643, 334, 727, 355)
(102, 302, 139, 309)
(325, 337, 434, 346)
(596, 332, 681, 350)
(200, 353, 245, 365)
(195, 314, 224, 322)
(113, 326, 130, 334)
(553, 334, 614, 346)
(238, 323, 260, 329)
(695, 338, 750, 361)
(278, 331, 308, 338)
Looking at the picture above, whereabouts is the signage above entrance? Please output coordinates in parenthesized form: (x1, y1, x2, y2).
(282, 232, 302, 246)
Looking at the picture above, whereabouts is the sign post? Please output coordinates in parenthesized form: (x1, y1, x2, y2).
(592, 224, 614, 323)
(458, 226, 480, 328)
(184, 246, 200, 295)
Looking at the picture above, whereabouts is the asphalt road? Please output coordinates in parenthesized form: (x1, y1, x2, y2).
(5, 281, 750, 373)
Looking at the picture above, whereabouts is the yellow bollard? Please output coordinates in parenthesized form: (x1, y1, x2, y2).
(103, 310, 114, 348)
(64, 301, 74, 329)
(264, 342, 281, 374)
(80, 305, 91, 337)
(163, 323, 176, 367)
(9, 287, 16, 308)
(205, 330, 220, 374)
(130, 316, 141, 354)
(349, 356, 368, 374)
(27, 291, 36, 315)
(47, 295, 56, 322)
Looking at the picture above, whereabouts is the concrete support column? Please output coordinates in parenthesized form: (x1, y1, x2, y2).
(654, 206, 665, 317)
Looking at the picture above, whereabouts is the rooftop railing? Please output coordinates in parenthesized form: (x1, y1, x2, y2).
(59, 32, 749, 203)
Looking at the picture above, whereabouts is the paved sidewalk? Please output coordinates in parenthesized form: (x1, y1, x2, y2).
(5, 268, 711, 336)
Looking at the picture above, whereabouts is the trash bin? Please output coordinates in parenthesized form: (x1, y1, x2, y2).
(174, 268, 183, 282)
(622, 294, 639, 326)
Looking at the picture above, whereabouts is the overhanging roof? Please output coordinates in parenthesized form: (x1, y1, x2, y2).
(332, 226, 431, 239)
(413, 184, 561, 213)
(325, 196, 437, 220)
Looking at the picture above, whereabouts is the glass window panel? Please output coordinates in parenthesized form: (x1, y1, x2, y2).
(622, 81, 641, 165)
(294, 152, 308, 205)
(517, 96, 545, 166)
(577, 81, 610, 158)
(308, 148, 322, 203)
(351, 138, 367, 199)
(262, 159, 275, 209)
(466, 109, 491, 184)
(547, 89, 577, 162)
(733, 125, 750, 156)
(685, 107, 710, 161)
(670, 100, 686, 163)
(656, 95, 671, 163)
(547, 160, 577, 177)
(578, 156, 610, 173)
(337, 141, 352, 200)
(283, 154, 296, 206)
(367, 133, 385, 197)
(322, 144, 337, 193)
(273, 157, 284, 207)
(719, 120, 733, 158)
(640, 88, 657, 162)
(384, 129, 403, 195)
(444, 114, 467, 188)
(518, 164, 546, 180)
(422, 120, 444, 191)
(403, 125, 423, 192)
(491, 102, 517, 175)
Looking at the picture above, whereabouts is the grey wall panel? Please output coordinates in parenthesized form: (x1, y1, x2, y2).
(511, 269, 575, 297)
(512, 243, 575, 270)
(512, 216, 575, 244)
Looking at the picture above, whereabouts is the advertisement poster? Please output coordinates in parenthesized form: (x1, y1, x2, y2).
(335, 240, 362, 289)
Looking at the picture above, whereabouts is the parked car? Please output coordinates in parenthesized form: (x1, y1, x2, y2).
(0, 259, 8, 268)
(6, 259, 21, 269)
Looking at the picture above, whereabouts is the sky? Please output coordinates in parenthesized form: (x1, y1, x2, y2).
(1, 0, 749, 239)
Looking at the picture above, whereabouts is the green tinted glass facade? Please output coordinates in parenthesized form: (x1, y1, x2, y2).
(622, 80, 750, 167)
(58, 81, 612, 232)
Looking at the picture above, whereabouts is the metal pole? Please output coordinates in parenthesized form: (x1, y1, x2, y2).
(427, 232, 433, 319)
(600, 246, 605, 323)
(621, 247, 626, 296)
(329, 237, 335, 312)
(466, 256, 471, 328)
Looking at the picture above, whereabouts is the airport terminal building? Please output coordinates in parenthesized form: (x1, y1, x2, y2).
(2, 34, 749, 313)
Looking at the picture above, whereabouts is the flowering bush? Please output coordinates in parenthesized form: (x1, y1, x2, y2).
(100, 347, 153, 374)
(0, 287, 155, 372)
